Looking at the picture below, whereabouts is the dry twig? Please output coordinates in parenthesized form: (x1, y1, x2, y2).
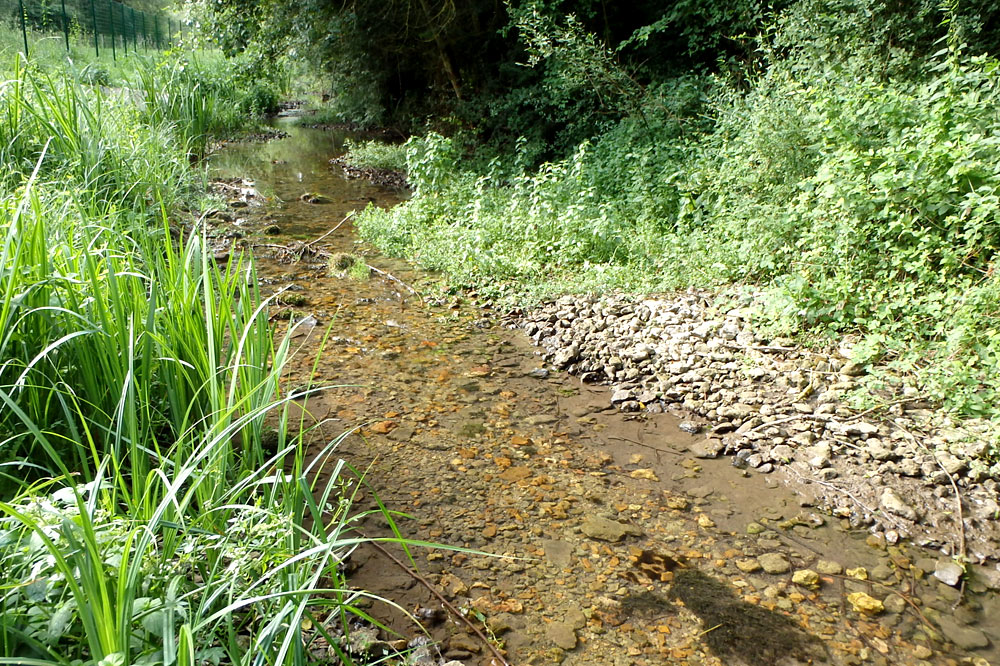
(364, 540, 510, 666)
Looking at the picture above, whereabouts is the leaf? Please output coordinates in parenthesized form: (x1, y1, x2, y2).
(47, 599, 76, 642)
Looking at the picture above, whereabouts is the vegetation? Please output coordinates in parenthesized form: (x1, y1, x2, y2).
(192, 0, 1000, 435)
(340, 139, 408, 172)
(5, 0, 1000, 658)
(0, 29, 395, 666)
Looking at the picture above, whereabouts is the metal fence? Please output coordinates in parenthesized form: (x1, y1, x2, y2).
(3, 0, 187, 58)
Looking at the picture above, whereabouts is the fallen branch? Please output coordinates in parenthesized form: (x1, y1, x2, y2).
(305, 211, 356, 250)
(744, 413, 831, 435)
(366, 263, 424, 304)
(364, 540, 510, 666)
(842, 397, 923, 422)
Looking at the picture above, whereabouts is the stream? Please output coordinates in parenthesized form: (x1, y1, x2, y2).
(208, 120, 998, 666)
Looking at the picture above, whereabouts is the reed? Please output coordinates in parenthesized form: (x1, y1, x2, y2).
(0, 51, 411, 664)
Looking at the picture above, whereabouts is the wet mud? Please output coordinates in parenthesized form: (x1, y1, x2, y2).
(208, 123, 999, 666)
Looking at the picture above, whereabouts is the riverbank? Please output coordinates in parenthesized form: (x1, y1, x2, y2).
(512, 292, 1000, 569)
(208, 122, 1000, 664)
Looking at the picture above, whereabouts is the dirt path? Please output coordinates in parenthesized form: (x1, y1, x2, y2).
(207, 123, 998, 666)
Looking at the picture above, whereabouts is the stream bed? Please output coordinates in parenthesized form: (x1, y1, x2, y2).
(208, 121, 998, 666)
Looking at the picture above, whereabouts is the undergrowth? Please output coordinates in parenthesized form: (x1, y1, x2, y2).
(357, 2, 1000, 441)
(341, 138, 408, 172)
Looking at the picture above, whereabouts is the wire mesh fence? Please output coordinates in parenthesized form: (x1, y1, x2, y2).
(2, 0, 187, 58)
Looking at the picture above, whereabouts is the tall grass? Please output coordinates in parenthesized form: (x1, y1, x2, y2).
(0, 49, 402, 664)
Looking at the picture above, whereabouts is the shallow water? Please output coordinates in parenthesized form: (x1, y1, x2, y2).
(210, 122, 998, 666)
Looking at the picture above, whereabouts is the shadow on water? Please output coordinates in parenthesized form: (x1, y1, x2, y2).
(667, 569, 828, 665)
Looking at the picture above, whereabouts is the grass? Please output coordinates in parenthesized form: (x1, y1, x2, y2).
(340, 138, 407, 172)
(0, 33, 417, 665)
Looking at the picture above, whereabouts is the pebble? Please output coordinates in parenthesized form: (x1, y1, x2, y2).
(847, 592, 884, 614)
(935, 615, 990, 650)
(816, 560, 843, 575)
(689, 439, 724, 458)
(546, 622, 578, 650)
(581, 516, 634, 542)
(758, 553, 791, 574)
(880, 487, 918, 521)
(933, 560, 965, 587)
(543, 540, 574, 568)
(792, 569, 820, 588)
(735, 558, 762, 573)
(447, 634, 481, 654)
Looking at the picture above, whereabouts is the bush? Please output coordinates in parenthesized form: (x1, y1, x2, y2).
(359, 5, 1000, 423)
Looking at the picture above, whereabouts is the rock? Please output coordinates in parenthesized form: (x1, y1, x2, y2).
(581, 516, 637, 542)
(883, 595, 907, 614)
(866, 439, 896, 461)
(816, 560, 843, 575)
(847, 592, 884, 614)
(735, 558, 761, 573)
(387, 425, 415, 442)
(758, 553, 791, 574)
(880, 487, 918, 521)
(665, 495, 689, 510)
(805, 443, 832, 468)
(871, 564, 895, 582)
(678, 421, 701, 434)
(691, 321, 716, 340)
(933, 560, 965, 587)
(369, 420, 397, 435)
(934, 450, 966, 476)
(840, 361, 866, 376)
(689, 438, 724, 458)
(829, 420, 878, 437)
(565, 609, 587, 630)
(629, 468, 660, 481)
(717, 403, 755, 420)
(448, 633, 481, 654)
(552, 346, 578, 368)
(770, 444, 794, 462)
(746, 522, 765, 535)
(792, 569, 820, 588)
(546, 622, 578, 650)
(935, 615, 990, 650)
(440, 573, 469, 596)
(610, 388, 634, 404)
(542, 540, 574, 568)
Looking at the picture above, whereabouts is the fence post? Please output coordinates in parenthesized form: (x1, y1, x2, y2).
(107, 0, 116, 60)
(17, 0, 29, 55)
(154, 15, 160, 50)
(90, 0, 99, 57)
(130, 7, 136, 53)
(61, 0, 70, 51)
(118, 2, 126, 54)
(141, 11, 147, 52)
